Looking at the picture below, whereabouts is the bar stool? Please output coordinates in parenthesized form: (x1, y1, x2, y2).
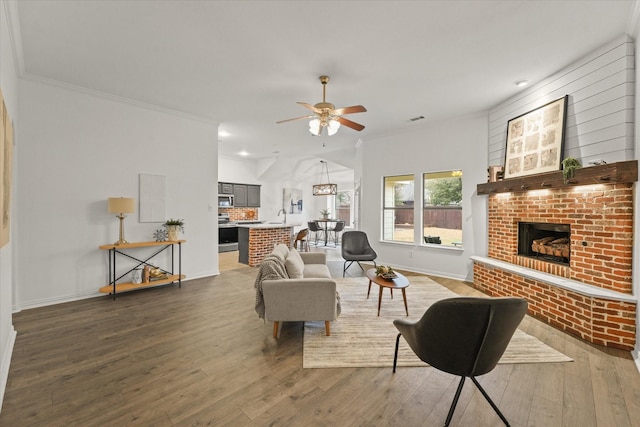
(293, 228, 310, 252)
(307, 221, 324, 246)
(328, 220, 345, 246)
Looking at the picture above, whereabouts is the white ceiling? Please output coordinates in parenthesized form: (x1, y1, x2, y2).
(12, 0, 637, 174)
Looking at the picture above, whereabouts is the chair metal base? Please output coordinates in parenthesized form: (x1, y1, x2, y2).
(393, 333, 510, 427)
(343, 260, 376, 277)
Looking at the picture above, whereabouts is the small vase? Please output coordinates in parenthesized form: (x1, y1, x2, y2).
(167, 225, 179, 241)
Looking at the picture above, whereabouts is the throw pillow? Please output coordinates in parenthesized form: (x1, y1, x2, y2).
(285, 248, 304, 279)
(272, 243, 290, 262)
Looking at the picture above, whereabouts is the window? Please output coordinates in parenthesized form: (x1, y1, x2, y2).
(335, 191, 352, 227)
(383, 175, 414, 242)
(423, 170, 462, 247)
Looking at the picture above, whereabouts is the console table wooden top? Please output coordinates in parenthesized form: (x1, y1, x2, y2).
(99, 240, 186, 250)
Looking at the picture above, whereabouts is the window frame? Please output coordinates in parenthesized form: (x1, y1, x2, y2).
(382, 174, 415, 243)
(422, 169, 463, 248)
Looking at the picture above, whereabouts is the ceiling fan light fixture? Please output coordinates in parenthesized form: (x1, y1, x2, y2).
(327, 119, 340, 136)
(278, 75, 366, 135)
(309, 118, 321, 136)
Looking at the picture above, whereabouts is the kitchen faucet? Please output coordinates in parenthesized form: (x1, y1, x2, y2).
(277, 208, 287, 224)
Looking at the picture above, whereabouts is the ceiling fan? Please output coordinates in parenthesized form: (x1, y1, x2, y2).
(277, 75, 367, 136)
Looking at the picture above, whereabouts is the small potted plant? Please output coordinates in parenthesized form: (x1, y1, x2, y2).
(164, 218, 185, 241)
(561, 157, 582, 183)
(320, 209, 330, 219)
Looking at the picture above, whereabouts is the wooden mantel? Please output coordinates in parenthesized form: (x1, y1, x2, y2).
(477, 160, 638, 195)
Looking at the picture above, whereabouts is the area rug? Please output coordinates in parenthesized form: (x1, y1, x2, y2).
(303, 276, 573, 368)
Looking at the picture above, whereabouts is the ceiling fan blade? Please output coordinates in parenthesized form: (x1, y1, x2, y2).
(297, 102, 321, 114)
(333, 105, 367, 115)
(276, 115, 315, 124)
(336, 116, 365, 131)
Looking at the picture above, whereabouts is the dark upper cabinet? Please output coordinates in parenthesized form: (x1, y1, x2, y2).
(219, 182, 260, 207)
(247, 185, 261, 207)
(219, 182, 234, 194)
(233, 184, 248, 207)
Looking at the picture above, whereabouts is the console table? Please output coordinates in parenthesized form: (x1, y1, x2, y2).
(99, 240, 185, 299)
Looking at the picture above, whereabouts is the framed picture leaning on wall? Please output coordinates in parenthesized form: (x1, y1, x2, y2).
(503, 95, 568, 179)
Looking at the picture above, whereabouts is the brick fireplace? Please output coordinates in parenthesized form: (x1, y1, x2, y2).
(473, 162, 637, 351)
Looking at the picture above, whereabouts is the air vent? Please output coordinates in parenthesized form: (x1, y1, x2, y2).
(409, 115, 425, 122)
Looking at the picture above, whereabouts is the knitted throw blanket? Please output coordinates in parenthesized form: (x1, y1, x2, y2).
(254, 254, 289, 319)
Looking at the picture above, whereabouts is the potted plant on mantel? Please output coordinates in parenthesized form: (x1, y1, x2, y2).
(164, 218, 185, 241)
(320, 209, 330, 219)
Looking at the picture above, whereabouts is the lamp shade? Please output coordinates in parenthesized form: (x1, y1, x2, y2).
(108, 197, 135, 214)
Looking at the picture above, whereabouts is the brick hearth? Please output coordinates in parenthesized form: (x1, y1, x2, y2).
(473, 181, 637, 351)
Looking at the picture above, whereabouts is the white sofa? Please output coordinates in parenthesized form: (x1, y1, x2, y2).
(254, 244, 340, 338)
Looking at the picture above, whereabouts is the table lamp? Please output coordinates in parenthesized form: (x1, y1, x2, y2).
(108, 197, 135, 245)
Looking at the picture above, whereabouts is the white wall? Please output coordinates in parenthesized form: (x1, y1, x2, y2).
(0, 0, 18, 411)
(360, 112, 488, 281)
(16, 78, 219, 308)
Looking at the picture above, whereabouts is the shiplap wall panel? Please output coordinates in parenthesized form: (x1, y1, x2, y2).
(488, 36, 634, 167)
(488, 39, 633, 127)
(487, 45, 630, 136)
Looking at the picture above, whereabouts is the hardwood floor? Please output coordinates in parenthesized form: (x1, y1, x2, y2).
(2, 248, 639, 426)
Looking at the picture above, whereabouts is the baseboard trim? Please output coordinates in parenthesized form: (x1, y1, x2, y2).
(0, 326, 17, 414)
(13, 274, 221, 312)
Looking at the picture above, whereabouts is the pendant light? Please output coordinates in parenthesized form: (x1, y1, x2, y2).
(312, 160, 337, 196)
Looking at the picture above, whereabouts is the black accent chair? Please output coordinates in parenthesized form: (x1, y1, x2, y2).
(341, 231, 377, 277)
(393, 297, 528, 427)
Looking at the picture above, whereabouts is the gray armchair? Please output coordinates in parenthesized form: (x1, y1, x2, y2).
(393, 297, 528, 426)
(341, 231, 377, 277)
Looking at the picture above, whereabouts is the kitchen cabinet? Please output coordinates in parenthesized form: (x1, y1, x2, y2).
(247, 185, 261, 207)
(218, 181, 260, 207)
(219, 182, 234, 194)
(233, 184, 248, 206)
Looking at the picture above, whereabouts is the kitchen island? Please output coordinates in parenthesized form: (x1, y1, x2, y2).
(237, 223, 295, 266)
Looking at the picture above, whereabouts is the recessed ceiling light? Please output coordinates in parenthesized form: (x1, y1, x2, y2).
(238, 151, 249, 156)
(219, 131, 230, 137)
(514, 80, 528, 87)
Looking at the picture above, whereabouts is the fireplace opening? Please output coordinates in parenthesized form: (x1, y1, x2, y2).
(518, 222, 570, 265)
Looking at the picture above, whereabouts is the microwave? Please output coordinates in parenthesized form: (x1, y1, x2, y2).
(218, 195, 234, 207)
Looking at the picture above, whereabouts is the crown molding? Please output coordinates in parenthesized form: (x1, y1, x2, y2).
(627, 0, 640, 38)
(3, 0, 25, 76)
(20, 72, 220, 125)
(3, 0, 219, 125)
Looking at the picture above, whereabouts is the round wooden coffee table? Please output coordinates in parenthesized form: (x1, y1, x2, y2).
(366, 269, 409, 316)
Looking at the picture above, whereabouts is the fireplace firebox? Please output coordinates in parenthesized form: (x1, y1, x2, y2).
(518, 222, 570, 265)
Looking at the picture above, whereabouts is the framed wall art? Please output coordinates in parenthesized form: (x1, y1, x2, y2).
(503, 95, 568, 179)
(283, 188, 303, 214)
(0, 89, 13, 248)
(139, 173, 166, 222)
